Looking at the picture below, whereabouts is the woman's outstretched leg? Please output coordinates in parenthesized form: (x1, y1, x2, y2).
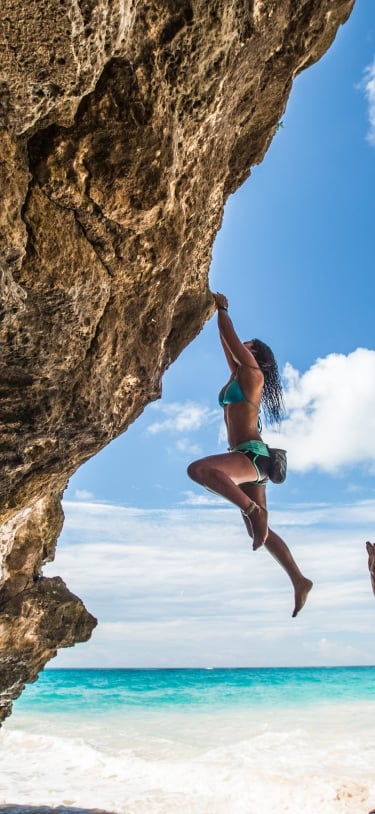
(265, 528, 313, 617)
(187, 453, 268, 548)
(240, 483, 313, 617)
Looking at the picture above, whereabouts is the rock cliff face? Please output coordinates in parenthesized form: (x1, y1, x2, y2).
(0, 0, 354, 722)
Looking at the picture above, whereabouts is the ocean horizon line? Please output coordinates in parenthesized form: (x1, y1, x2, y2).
(44, 663, 375, 670)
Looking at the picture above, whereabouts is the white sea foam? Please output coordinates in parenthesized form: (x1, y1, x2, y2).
(1, 702, 375, 813)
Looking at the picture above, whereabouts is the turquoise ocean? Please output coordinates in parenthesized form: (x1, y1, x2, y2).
(1, 667, 375, 813)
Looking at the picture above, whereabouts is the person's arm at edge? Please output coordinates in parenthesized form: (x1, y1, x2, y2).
(213, 293, 259, 369)
(212, 292, 237, 372)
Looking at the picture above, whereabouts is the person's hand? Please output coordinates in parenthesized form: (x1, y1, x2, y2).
(213, 292, 228, 311)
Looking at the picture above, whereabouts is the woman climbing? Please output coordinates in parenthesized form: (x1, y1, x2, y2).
(187, 292, 312, 617)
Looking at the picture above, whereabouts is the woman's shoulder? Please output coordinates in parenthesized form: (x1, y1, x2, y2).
(238, 361, 264, 379)
(237, 362, 264, 400)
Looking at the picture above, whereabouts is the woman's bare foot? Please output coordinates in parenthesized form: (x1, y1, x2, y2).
(242, 502, 268, 550)
(292, 577, 313, 617)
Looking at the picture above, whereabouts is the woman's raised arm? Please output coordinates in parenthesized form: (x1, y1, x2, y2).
(213, 292, 259, 369)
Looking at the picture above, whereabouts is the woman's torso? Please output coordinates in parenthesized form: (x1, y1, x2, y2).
(219, 364, 264, 448)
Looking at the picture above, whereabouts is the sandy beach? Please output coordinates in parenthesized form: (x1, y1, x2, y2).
(1, 668, 375, 813)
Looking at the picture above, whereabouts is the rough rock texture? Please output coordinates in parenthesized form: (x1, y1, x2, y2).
(0, 0, 355, 722)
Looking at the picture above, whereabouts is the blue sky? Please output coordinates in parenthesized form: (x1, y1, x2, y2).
(46, 0, 375, 668)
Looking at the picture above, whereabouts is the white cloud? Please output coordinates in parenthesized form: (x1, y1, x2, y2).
(175, 438, 202, 456)
(218, 421, 228, 446)
(265, 349, 375, 473)
(44, 498, 375, 668)
(363, 56, 375, 145)
(147, 401, 219, 434)
(301, 636, 370, 667)
(270, 498, 375, 527)
(74, 489, 94, 501)
(180, 490, 227, 506)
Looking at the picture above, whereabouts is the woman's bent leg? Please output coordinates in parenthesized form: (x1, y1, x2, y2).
(240, 482, 313, 616)
(187, 453, 268, 548)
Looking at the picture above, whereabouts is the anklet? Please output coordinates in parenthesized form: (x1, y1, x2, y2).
(241, 500, 257, 518)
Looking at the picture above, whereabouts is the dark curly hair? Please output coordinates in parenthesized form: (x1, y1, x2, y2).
(250, 338, 284, 425)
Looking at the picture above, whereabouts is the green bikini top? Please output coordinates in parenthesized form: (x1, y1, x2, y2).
(218, 378, 262, 431)
(218, 378, 258, 409)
